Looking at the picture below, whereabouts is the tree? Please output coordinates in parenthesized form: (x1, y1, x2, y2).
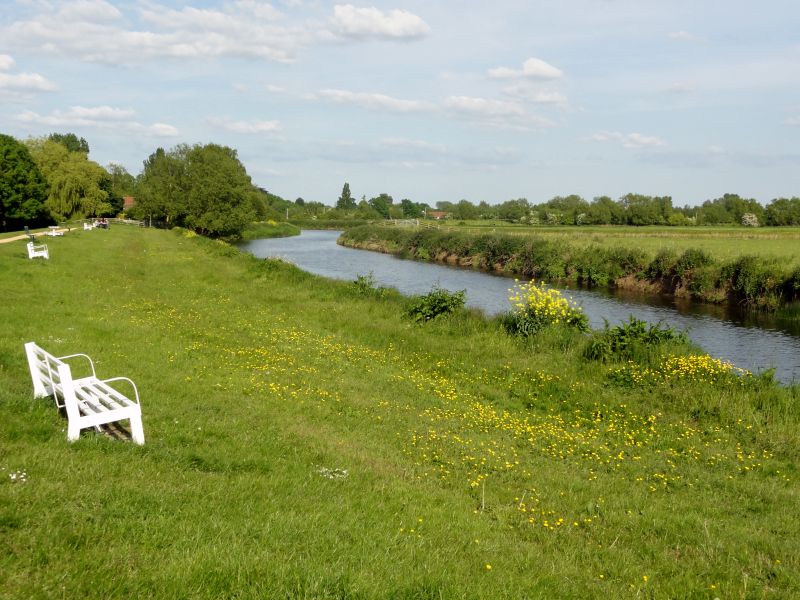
(452, 199, 479, 220)
(400, 198, 424, 218)
(182, 143, 257, 237)
(764, 197, 800, 226)
(26, 138, 110, 220)
(132, 146, 190, 224)
(295, 197, 305, 206)
(497, 198, 529, 222)
(106, 163, 135, 215)
(368, 193, 393, 219)
(48, 132, 89, 154)
(0, 134, 49, 230)
(336, 182, 356, 210)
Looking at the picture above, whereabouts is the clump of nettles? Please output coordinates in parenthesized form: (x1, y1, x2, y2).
(501, 279, 588, 336)
(584, 316, 688, 362)
(405, 286, 466, 323)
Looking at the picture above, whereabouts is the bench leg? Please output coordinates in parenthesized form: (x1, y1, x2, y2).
(130, 414, 145, 445)
(67, 420, 81, 442)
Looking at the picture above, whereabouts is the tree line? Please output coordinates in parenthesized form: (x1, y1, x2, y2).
(3, 131, 799, 236)
(0, 133, 300, 238)
(328, 185, 800, 227)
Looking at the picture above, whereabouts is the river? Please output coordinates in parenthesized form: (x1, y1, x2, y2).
(240, 230, 800, 384)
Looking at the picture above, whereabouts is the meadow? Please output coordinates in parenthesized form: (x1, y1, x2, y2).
(1, 225, 798, 599)
(440, 223, 800, 265)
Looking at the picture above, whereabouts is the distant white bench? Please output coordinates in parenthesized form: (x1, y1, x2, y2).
(27, 241, 49, 259)
(83, 222, 92, 231)
(24, 342, 145, 445)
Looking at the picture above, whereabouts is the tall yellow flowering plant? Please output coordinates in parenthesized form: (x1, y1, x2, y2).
(502, 279, 588, 336)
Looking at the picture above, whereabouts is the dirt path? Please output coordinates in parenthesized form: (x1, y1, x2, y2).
(0, 229, 69, 244)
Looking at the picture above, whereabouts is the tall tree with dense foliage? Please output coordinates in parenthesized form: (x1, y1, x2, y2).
(26, 137, 111, 220)
(336, 182, 356, 210)
(0, 134, 49, 229)
(183, 144, 256, 237)
(48, 132, 89, 154)
(764, 197, 800, 226)
(133, 146, 190, 224)
(368, 193, 393, 219)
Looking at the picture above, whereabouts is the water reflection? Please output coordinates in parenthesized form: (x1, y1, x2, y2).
(240, 230, 800, 384)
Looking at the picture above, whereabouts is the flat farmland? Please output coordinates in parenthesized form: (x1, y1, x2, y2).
(447, 224, 800, 264)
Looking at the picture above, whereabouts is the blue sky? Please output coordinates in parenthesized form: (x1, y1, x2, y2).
(1, 0, 798, 206)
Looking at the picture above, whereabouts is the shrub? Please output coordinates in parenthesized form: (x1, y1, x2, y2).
(645, 248, 679, 279)
(501, 280, 588, 337)
(584, 316, 688, 362)
(352, 272, 385, 297)
(405, 286, 466, 323)
(676, 248, 713, 276)
(722, 255, 784, 309)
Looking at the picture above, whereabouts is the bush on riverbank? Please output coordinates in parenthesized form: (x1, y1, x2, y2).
(340, 225, 800, 311)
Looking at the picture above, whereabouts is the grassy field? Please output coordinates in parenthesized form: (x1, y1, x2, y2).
(437, 223, 800, 266)
(1, 226, 799, 598)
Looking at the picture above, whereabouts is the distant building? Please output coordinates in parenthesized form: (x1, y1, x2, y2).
(428, 211, 449, 220)
(123, 196, 136, 211)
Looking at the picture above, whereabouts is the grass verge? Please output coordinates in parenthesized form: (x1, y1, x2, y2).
(1, 226, 798, 598)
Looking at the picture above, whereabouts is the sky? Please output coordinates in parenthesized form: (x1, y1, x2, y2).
(1, 0, 798, 207)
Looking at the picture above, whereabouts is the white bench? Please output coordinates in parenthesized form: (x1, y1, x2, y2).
(27, 241, 49, 259)
(24, 342, 145, 445)
(83, 222, 92, 231)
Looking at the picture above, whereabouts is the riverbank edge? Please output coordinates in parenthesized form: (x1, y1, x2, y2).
(338, 225, 800, 313)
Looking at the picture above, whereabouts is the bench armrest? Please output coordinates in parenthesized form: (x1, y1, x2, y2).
(56, 353, 97, 379)
(101, 377, 141, 405)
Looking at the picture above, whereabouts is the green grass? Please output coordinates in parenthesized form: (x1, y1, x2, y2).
(240, 220, 300, 241)
(1, 226, 799, 598)
(443, 222, 800, 265)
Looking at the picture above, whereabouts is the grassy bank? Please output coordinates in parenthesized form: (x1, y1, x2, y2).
(1, 226, 799, 598)
(340, 224, 800, 311)
(239, 220, 301, 241)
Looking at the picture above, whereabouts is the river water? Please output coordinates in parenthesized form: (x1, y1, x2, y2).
(240, 230, 800, 384)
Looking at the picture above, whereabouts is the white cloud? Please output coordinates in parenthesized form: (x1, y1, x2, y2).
(488, 57, 564, 80)
(0, 53, 57, 93)
(147, 123, 180, 137)
(501, 84, 568, 106)
(1, 1, 305, 64)
(208, 117, 282, 134)
(589, 130, 666, 149)
(16, 106, 179, 137)
(58, 0, 123, 22)
(312, 89, 435, 112)
(0, 71, 58, 92)
(787, 116, 800, 126)
(443, 95, 554, 130)
(305, 87, 554, 130)
(331, 4, 430, 39)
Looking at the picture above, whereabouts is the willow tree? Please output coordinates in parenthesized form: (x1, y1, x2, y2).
(25, 138, 111, 220)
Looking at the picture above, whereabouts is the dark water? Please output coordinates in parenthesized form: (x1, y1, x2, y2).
(240, 230, 800, 384)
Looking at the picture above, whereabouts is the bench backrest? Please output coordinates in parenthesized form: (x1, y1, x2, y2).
(24, 342, 68, 408)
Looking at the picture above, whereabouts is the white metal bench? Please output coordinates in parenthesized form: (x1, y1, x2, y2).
(83, 222, 92, 230)
(24, 342, 145, 445)
(26, 241, 49, 259)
